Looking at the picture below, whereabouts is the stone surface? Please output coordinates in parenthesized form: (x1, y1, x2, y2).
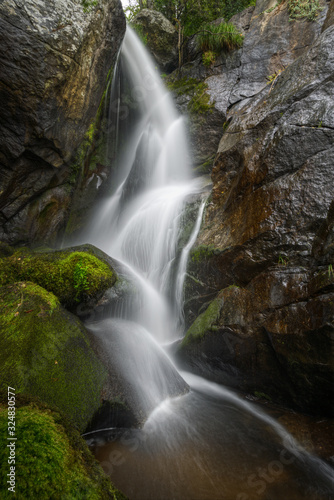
(167, 1, 329, 174)
(0, 0, 125, 246)
(322, 0, 334, 31)
(133, 9, 178, 73)
(180, 24, 334, 416)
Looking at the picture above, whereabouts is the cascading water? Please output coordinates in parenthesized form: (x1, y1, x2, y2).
(82, 27, 334, 500)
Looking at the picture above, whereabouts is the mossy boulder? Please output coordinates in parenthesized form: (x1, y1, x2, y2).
(0, 282, 108, 431)
(0, 395, 127, 499)
(0, 245, 116, 311)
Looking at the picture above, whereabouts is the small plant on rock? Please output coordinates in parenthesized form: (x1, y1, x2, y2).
(197, 22, 244, 53)
(202, 50, 216, 67)
(288, 0, 324, 21)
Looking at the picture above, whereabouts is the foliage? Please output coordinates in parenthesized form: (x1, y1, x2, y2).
(73, 260, 90, 301)
(202, 50, 216, 67)
(260, 0, 323, 21)
(197, 22, 244, 53)
(131, 23, 148, 44)
(81, 0, 98, 13)
(287, 0, 324, 21)
(152, 0, 255, 36)
(266, 67, 285, 93)
(221, 0, 256, 20)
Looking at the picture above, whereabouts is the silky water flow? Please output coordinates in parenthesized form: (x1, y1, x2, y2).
(81, 27, 334, 500)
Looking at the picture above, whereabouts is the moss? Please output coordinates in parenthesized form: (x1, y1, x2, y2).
(0, 248, 116, 309)
(0, 396, 127, 499)
(166, 77, 214, 115)
(0, 242, 14, 258)
(193, 155, 215, 175)
(0, 283, 107, 431)
(182, 296, 222, 346)
(190, 244, 221, 263)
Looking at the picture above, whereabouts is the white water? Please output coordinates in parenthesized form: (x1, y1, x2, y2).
(83, 27, 334, 499)
(87, 27, 202, 343)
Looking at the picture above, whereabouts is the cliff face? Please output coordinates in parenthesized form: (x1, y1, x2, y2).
(0, 0, 125, 246)
(179, 2, 334, 415)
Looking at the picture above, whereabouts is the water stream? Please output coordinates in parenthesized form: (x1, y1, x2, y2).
(82, 27, 334, 499)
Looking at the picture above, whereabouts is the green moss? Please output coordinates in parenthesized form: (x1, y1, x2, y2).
(0, 248, 116, 309)
(194, 155, 215, 175)
(0, 397, 127, 499)
(190, 244, 220, 263)
(0, 283, 107, 431)
(166, 77, 214, 115)
(182, 296, 222, 346)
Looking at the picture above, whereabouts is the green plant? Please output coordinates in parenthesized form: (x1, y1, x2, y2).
(131, 23, 148, 45)
(81, 0, 98, 13)
(202, 50, 216, 67)
(197, 22, 244, 53)
(328, 264, 334, 278)
(73, 260, 90, 301)
(266, 68, 285, 93)
(278, 254, 289, 266)
(287, 0, 324, 21)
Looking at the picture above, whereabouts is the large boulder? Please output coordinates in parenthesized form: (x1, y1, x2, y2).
(132, 9, 178, 73)
(0, 282, 108, 431)
(0, 244, 117, 311)
(0, 0, 126, 246)
(180, 23, 334, 416)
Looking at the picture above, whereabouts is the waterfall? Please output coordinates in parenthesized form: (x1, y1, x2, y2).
(82, 26, 334, 500)
(87, 27, 203, 343)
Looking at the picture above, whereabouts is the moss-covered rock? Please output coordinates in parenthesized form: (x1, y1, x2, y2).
(0, 245, 116, 310)
(0, 395, 127, 499)
(0, 282, 108, 431)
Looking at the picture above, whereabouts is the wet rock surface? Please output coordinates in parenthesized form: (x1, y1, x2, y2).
(132, 9, 178, 73)
(180, 21, 334, 416)
(0, 0, 125, 246)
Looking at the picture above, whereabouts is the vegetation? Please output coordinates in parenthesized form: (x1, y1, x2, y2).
(0, 396, 127, 499)
(0, 248, 116, 309)
(181, 295, 222, 346)
(128, 0, 253, 70)
(81, 0, 98, 13)
(166, 77, 214, 114)
(197, 22, 244, 53)
(287, 0, 324, 21)
(260, 0, 323, 21)
(0, 283, 107, 431)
